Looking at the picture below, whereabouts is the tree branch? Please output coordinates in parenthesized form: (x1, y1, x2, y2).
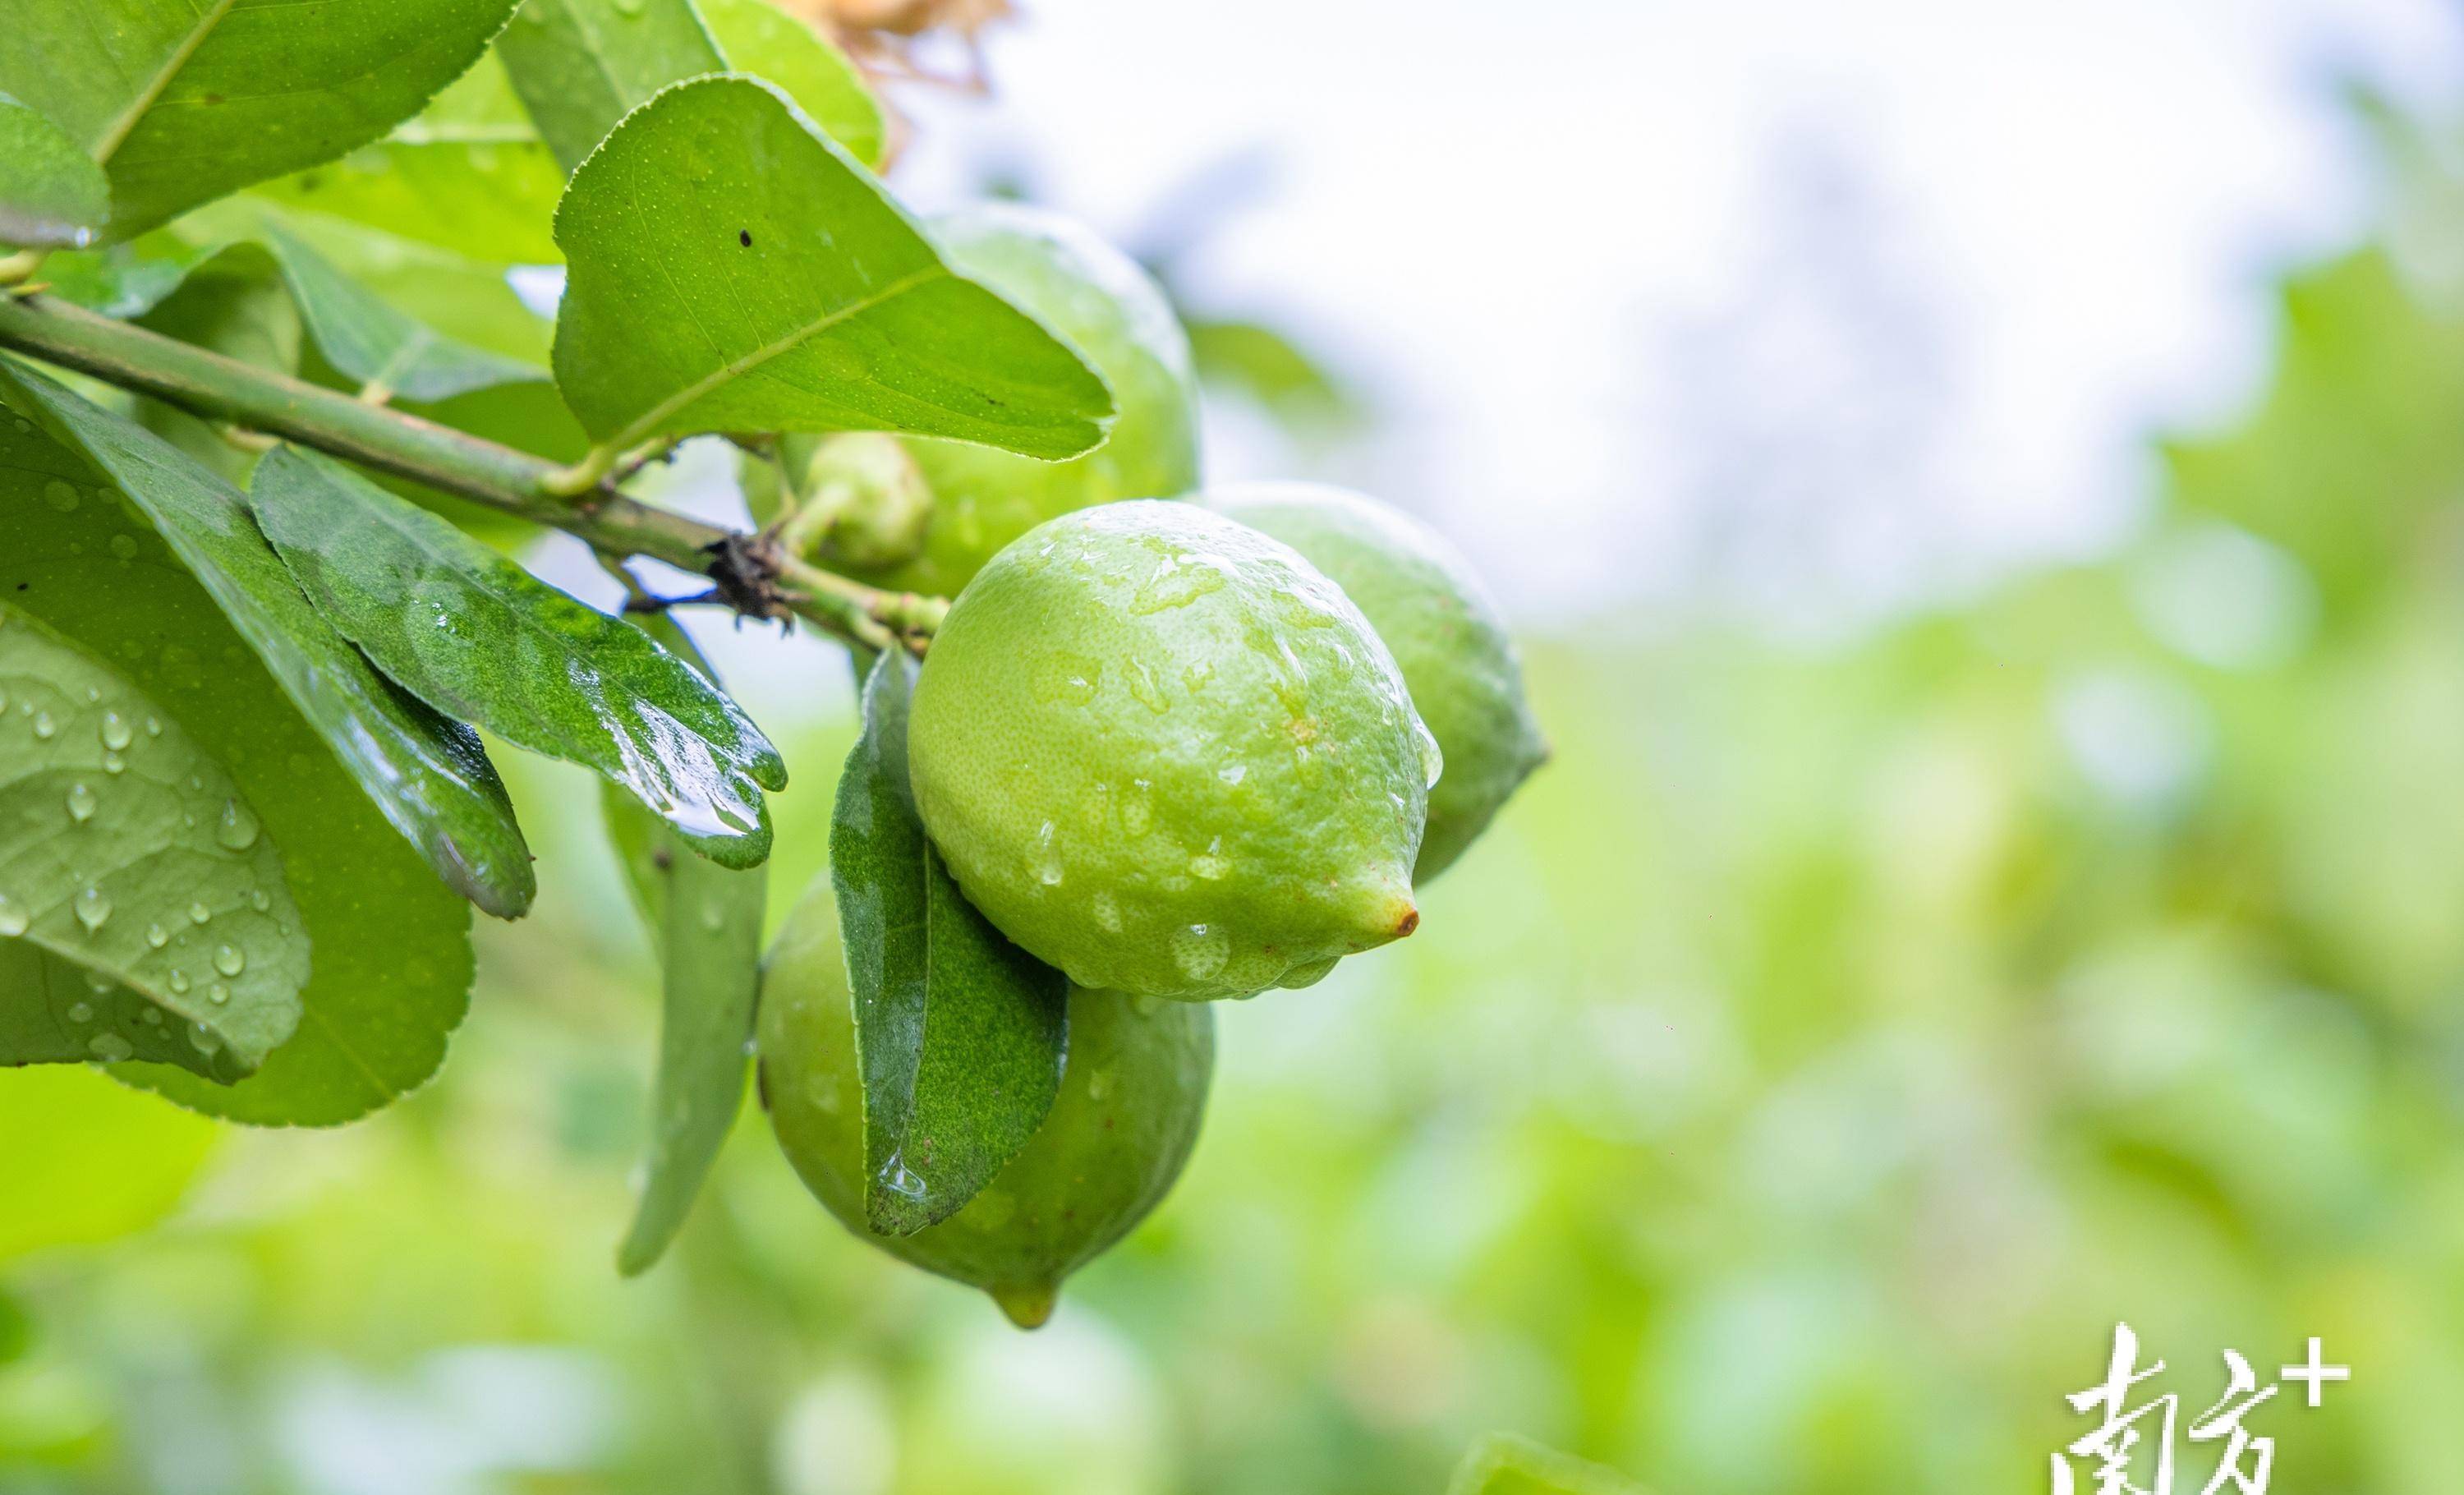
(0, 292, 922, 653)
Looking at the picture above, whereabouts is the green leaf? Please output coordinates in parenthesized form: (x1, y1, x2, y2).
(0, 359, 537, 922)
(831, 648, 1068, 1236)
(0, 604, 307, 1076)
(0, 99, 108, 249)
(255, 223, 546, 402)
(0, 0, 524, 242)
(33, 235, 218, 320)
(604, 616, 765, 1276)
(552, 76, 1114, 458)
(495, 0, 728, 172)
(251, 446, 786, 866)
(251, 54, 566, 265)
(1446, 1435, 1649, 1495)
(695, 0, 885, 168)
(0, 398, 480, 1124)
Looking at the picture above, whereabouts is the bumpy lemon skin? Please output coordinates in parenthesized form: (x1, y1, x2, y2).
(908, 500, 1435, 1000)
(844, 204, 1204, 600)
(758, 877, 1215, 1328)
(1205, 483, 1547, 881)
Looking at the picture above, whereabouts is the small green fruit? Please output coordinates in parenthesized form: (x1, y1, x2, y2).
(909, 500, 1436, 1000)
(759, 878, 1214, 1327)
(1205, 483, 1546, 880)
(772, 432, 935, 573)
(851, 204, 1204, 598)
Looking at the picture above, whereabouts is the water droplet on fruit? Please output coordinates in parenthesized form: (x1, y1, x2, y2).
(65, 782, 95, 822)
(1170, 922, 1229, 982)
(215, 799, 259, 849)
(1190, 838, 1229, 881)
(1122, 780, 1153, 836)
(213, 943, 244, 976)
(1032, 653, 1101, 706)
(1034, 821, 1063, 886)
(1218, 762, 1246, 786)
(1090, 890, 1122, 932)
(73, 886, 110, 932)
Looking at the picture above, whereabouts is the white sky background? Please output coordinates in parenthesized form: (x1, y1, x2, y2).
(873, 0, 2464, 633)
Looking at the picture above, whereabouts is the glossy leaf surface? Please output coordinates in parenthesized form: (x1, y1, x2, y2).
(602, 617, 765, 1276)
(0, 360, 536, 920)
(252, 447, 784, 866)
(0, 0, 522, 241)
(831, 648, 1068, 1236)
(0, 605, 306, 1076)
(552, 76, 1113, 458)
(0, 396, 480, 1124)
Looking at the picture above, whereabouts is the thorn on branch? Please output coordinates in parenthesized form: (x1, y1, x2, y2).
(705, 531, 790, 622)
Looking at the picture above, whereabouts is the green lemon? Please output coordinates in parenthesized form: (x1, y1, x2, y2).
(908, 499, 1437, 1000)
(831, 203, 1203, 597)
(1204, 483, 1546, 880)
(758, 876, 1215, 1328)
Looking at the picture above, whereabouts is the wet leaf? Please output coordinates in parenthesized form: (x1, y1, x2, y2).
(0, 398, 480, 1125)
(0, 99, 108, 250)
(552, 76, 1114, 458)
(604, 617, 765, 1276)
(0, 0, 523, 242)
(0, 605, 306, 1077)
(831, 648, 1068, 1235)
(252, 446, 785, 866)
(0, 359, 536, 922)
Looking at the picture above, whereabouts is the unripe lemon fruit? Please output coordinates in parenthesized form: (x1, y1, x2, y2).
(1205, 483, 1546, 880)
(908, 500, 1437, 1000)
(842, 204, 1203, 597)
(759, 878, 1215, 1328)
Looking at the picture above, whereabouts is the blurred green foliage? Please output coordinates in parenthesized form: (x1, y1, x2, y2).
(15, 140, 2464, 1495)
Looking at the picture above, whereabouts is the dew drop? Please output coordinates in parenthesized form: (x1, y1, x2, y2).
(73, 886, 110, 932)
(249, 889, 269, 912)
(209, 983, 229, 1005)
(144, 716, 161, 737)
(168, 968, 190, 995)
(212, 943, 245, 977)
(40, 479, 79, 513)
(215, 799, 260, 850)
(65, 781, 96, 823)
(1217, 762, 1247, 786)
(32, 710, 54, 739)
(88, 1033, 135, 1062)
(699, 899, 724, 932)
(1034, 821, 1063, 887)
(102, 752, 123, 775)
(83, 968, 113, 994)
(876, 1153, 927, 1200)
(99, 711, 132, 749)
(189, 901, 211, 924)
(145, 922, 168, 949)
(0, 894, 28, 936)
(108, 534, 138, 560)
(66, 1001, 93, 1024)
(190, 1022, 218, 1053)
(1170, 922, 1230, 982)
(1122, 780, 1154, 836)
(1031, 653, 1101, 707)
(1090, 890, 1122, 932)
(1086, 1068, 1115, 1102)
(1190, 837, 1229, 881)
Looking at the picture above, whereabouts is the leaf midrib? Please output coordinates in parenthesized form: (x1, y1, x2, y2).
(90, 0, 244, 167)
(605, 262, 945, 450)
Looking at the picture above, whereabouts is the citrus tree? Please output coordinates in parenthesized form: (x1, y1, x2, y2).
(0, 0, 1542, 1325)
